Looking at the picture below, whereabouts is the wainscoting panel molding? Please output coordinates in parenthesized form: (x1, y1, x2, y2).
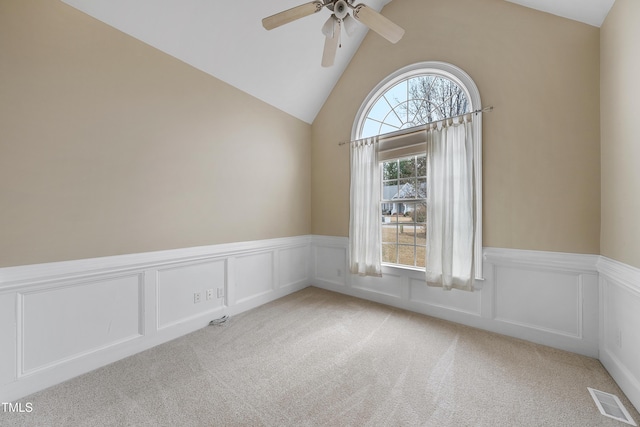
(278, 245, 310, 290)
(313, 237, 348, 288)
(408, 277, 482, 317)
(0, 236, 311, 402)
(156, 260, 226, 330)
(234, 252, 274, 306)
(0, 293, 16, 388)
(311, 236, 600, 359)
(2, 235, 638, 413)
(598, 257, 640, 412)
(493, 266, 582, 338)
(20, 273, 143, 375)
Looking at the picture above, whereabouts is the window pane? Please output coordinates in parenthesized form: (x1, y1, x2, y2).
(414, 201, 427, 223)
(382, 222, 398, 243)
(382, 180, 398, 201)
(382, 103, 403, 128)
(397, 221, 413, 244)
(399, 158, 415, 178)
(385, 80, 408, 105)
(383, 161, 398, 180)
(417, 156, 426, 177)
(417, 224, 426, 247)
(416, 246, 426, 268)
(361, 118, 381, 138)
(368, 96, 391, 122)
(417, 178, 427, 198)
(398, 179, 417, 198)
(381, 203, 392, 216)
(382, 244, 397, 264)
(397, 245, 415, 267)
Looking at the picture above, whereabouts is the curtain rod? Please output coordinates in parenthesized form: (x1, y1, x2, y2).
(338, 106, 494, 146)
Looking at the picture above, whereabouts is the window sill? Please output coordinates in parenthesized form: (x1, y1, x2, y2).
(381, 263, 426, 279)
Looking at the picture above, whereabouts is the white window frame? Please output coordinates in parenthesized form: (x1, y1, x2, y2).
(352, 61, 484, 280)
(380, 154, 428, 269)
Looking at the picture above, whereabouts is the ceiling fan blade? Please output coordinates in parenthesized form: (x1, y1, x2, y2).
(321, 19, 341, 67)
(352, 4, 404, 44)
(262, 1, 324, 31)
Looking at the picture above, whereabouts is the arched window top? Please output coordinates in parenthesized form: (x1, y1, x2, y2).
(353, 61, 481, 140)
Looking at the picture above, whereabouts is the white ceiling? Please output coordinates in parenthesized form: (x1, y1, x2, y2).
(61, 0, 391, 124)
(61, 0, 615, 124)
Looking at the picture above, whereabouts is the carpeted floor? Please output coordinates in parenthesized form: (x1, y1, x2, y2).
(2, 287, 638, 426)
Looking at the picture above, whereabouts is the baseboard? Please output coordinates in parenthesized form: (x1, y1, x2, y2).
(0, 236, 311, 402)
(598, 257, 640, 412)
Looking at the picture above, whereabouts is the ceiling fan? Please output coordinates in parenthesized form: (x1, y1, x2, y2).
(262, 0, 405, 67)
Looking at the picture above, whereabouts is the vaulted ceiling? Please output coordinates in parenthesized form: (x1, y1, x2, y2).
(61, 0, 615, 124)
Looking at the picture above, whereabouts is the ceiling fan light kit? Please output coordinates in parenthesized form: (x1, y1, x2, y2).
(333, 0, 349, 19)
(321, 15, 336, 37)
(342, 14, 358, 36)
(262, 0, 405, 67)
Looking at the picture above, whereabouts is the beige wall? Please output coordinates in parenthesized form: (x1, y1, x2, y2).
(0, 0, 311, 267)
(311, 0, 601, 255)
(600, 0, 640, 269)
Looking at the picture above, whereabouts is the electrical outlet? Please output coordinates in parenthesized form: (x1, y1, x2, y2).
(217, 287, 225, 298)
(337, 269, 342, 277)
(616, 329, 622, 349)
(206, 289, 214, 300)
(194, 292, 201, 304)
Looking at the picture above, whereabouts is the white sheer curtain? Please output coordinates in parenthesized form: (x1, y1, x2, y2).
(349, 137, 382, 277)
(425, 116, 475, 291)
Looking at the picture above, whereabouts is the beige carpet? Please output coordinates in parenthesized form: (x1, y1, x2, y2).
(2, 287, 638, 427)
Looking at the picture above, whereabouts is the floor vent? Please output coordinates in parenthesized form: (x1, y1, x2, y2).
(588, 387, 637, 426)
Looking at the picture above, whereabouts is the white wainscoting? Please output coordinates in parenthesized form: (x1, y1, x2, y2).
(2, 234, 639, 412)
(310, 236, 600, 359)
(0, 236, 311, 402)
(598, 257, 640, 412)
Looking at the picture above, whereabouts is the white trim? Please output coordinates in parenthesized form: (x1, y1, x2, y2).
(351, 61, 484, 280)
(598, 256, 640, 298)
(600, 347, 640, 417)
(484, 247, 600, 274)
(0, 236, 311, 292)
(311, 236, 599, 358)
(598, 256, 640, 412)
(491, 275, 583, 339)
(4, 236, 640, 413)
(0, 236, 311, 402)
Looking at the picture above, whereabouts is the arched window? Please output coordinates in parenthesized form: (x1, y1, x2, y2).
(352, 62, 483, 281)
(353, 62, 480, 140)
(359, 74, 470, 138)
